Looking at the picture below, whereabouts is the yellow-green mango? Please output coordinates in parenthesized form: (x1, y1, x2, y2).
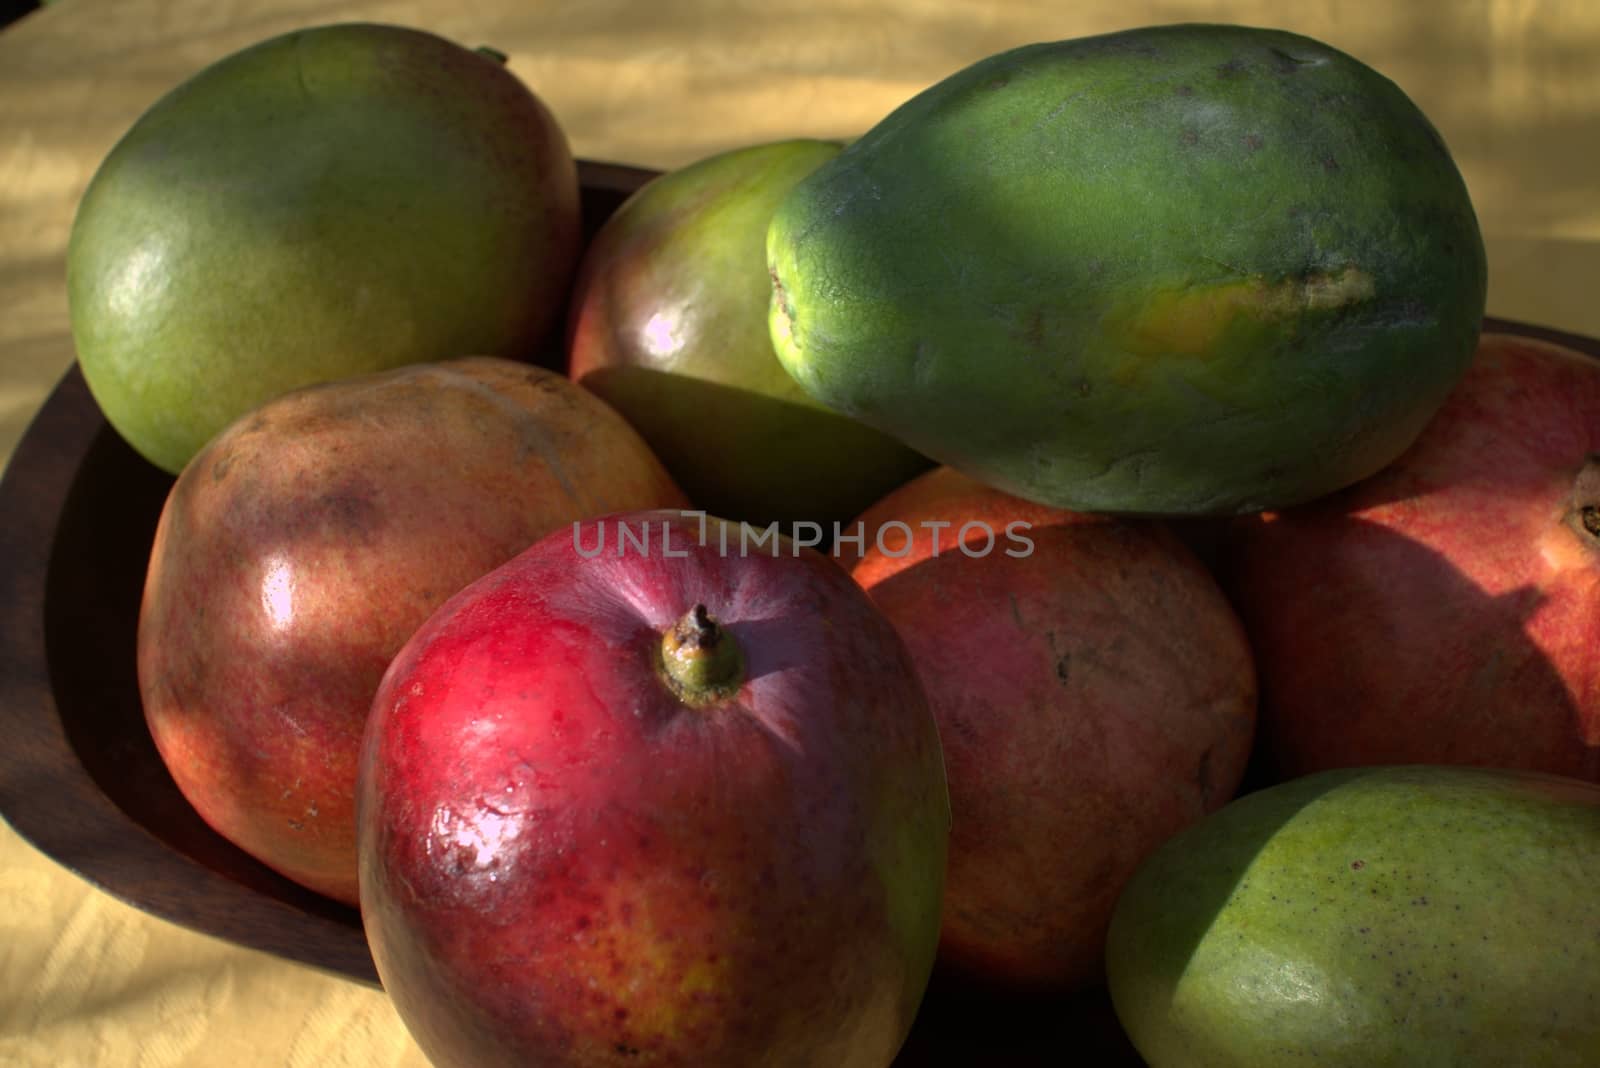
(68, 23, 581, 474)
(567, 140, 931, 529)
(1106, 765, 1600, 1066)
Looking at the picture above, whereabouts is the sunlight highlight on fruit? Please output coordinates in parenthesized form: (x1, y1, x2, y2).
(641, 309, 685, 359)
(259, 554, 295, 633)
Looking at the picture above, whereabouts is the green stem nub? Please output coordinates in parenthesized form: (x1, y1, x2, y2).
(474, 46, 509, 65)
(658, 604, 744, 706)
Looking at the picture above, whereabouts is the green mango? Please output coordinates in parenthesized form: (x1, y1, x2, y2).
(567, 140, 931, 529)
(1106, 765, 1600, 1066)
(67, 23, 581, 474)
(767, 24, 1487, 515)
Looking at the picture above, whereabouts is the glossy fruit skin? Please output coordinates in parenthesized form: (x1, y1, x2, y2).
(768, 23, 1487, 515)
(1106, 765, 1600, 1067)
(68, 22, 582, 474)
(137, 358, 687, 904)
(357, 511, 950, 1068)
(847, 467, 1255, 992)
(567, 139, 931, 528)
(1225, 333, 1600, 781)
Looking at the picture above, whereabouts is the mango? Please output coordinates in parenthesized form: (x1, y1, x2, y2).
(1106, 765, 1600, 1066)
(767, 24, 1487, 515)
(567, 140, 931, 528)
(67, 23, 581, 474)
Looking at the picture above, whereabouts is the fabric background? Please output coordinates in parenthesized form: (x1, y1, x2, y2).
(1, 1, 1595, 1064)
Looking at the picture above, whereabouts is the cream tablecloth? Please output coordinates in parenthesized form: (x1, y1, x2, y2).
(2, 1, 1596, 1064)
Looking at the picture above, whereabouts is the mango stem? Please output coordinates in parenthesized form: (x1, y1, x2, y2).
(657, 604, 744, 706)
(1573, 454, 1600, 541)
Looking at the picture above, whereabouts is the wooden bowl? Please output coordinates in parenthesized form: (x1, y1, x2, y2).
(4, 158, 1595, 1065)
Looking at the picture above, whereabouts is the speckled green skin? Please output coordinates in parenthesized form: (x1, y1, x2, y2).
(68, 23, 581, 474)
(767, 24, 1487, 515)
(1105, 766, 1600, 1066)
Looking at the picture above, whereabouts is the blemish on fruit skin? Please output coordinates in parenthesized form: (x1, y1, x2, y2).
(769, 269, 792, 320)
(1269, 47, 1324, 74)
(1103, 265, 1376, 362)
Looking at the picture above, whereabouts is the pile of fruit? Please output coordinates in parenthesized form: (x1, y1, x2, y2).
(65, 20, 1599, 1068)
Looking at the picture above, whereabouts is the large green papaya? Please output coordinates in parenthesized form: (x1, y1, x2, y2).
(1105, 765, 1600, 1066)
(767, 24, 1487, 515)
